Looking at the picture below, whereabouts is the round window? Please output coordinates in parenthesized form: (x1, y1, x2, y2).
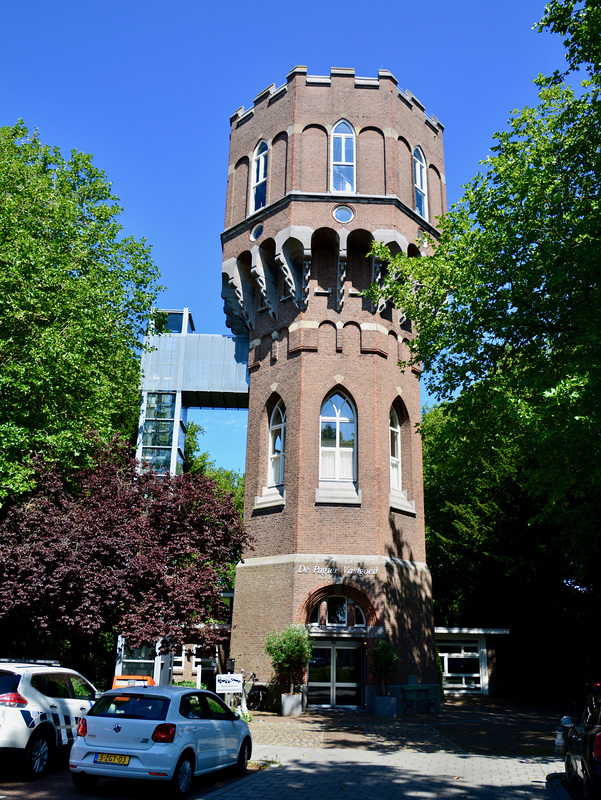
(250, 222, 264, 241)
(333, 205, 354, 224)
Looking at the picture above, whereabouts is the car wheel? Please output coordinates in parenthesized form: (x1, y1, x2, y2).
(565, 753, 578, 789)
(72, 772, 99, 792)
(583, 768, 600, 800)
(236, 739, 250, 776)
(24, 730, 51, 779)
(170, 753, 194, 798)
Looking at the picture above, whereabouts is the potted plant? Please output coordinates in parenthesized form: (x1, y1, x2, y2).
(264, 624, 314, 716)
(369, 640, 399, 717)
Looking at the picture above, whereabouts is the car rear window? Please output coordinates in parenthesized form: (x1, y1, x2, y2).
(89, 694, 169, 720)
(0, 671, 20, 694)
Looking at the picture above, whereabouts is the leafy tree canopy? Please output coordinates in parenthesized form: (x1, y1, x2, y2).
(535, 0, 601, 78)
(367, 0, 601, 693)
(0, 122, 161, 504)
(369, 2, 601, 535)
(0, 437, 252, 681)
(421, 401, 598, 696)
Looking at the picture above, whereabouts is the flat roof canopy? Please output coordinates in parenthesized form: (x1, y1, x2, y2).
(140, 333, 249, 410)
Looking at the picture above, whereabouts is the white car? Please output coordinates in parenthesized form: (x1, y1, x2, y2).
(69, 686, 252, 797)
(0, 662, 99, 778)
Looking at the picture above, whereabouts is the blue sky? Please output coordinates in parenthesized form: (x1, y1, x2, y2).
(2, 0, 567, 473)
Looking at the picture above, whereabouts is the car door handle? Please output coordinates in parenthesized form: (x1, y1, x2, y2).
(49, 703, 58, 709)
(79, 706, 88, 711)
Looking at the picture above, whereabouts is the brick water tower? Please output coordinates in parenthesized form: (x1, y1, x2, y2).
(222, 66, 446, 709)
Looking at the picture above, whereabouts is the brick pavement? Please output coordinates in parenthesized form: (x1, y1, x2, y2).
(200, 712, 571, 800)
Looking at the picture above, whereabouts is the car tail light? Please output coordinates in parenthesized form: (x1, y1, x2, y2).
(77, 718, 87, 736)
(0, 692, 28, 707)
(593, 733, 601, 762)
(152, 723, 176, 743)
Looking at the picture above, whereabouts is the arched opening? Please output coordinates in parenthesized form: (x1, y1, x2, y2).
(346, 228, 373, 293)
(331, 120, 356, 193)
(413, 146, 428, 221)
(311, 227, 339, 300)
(303, 585, 376, 707)
(251, 140, 268, 213)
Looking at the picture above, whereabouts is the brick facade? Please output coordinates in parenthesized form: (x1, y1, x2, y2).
(223, 67, 444, 706)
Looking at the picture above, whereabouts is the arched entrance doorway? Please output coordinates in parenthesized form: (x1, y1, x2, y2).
(303, 588, 377, 708)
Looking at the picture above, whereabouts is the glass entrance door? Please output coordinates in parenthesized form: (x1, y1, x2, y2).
(307, 643, 363, 707)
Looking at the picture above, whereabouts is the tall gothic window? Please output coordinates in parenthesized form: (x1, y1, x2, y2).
(413, 146, 428, 220)
(252, 140, 268, 213)
(268, 400, 285, 486)
(390, 407, 402, 491)
(331, 120, 356, 193)
(320, 392, 356, 481)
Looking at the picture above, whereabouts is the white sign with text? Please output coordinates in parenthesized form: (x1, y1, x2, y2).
(215, 673, 243, 694)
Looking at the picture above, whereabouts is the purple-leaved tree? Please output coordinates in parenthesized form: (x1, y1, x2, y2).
(0, 437, 251, 683)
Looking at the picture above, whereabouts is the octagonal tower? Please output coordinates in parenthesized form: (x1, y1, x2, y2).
(223, 66, 446, 708)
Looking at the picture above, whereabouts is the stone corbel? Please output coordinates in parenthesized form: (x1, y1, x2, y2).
(302, 255, 311, 310)
(251, 246, 278, 320)
(337, 256, 347, 312)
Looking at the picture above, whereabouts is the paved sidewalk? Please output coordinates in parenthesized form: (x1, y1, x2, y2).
(227, 745, 565, 800)
(200, 706, 571, 800)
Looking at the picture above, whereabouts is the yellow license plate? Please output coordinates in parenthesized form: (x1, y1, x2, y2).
(95, 753, 130, 765)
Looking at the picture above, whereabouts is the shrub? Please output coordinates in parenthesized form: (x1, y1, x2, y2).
(264, 625, 314, 693)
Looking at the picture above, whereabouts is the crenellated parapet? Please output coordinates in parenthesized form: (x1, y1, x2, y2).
(229, 66, 444, 138)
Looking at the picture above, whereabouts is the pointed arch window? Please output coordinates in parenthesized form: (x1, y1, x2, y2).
(390, 407, 402, 491)
(413, 147, 428, 220)
(252, 140, 268, 213)
(331, 121, 356, 193)
(389, 403, 416, 516)
(320, 392, 356, 481)
(268, 400, 285, 486)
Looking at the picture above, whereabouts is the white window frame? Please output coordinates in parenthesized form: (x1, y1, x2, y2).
(251, 140, 268, 213)
(331, 120, 356, 193)
(390, 407, 402, 491)
(309, 597, 366, 628)
(413, 146, 428, 220)
(268, 400, 285, 487)
(388, 404, 416, 515)
(319, 392, 356, 482)
(436, 637, 487, 694)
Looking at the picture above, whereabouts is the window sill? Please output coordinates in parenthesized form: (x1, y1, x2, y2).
(315, 482, 362, 506)
(253, 486, 286, 510)
(389, 489, 416, 516)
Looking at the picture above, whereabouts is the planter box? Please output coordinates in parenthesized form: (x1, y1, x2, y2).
(281, 693, 303, 716)
(374, 694, 396, 718)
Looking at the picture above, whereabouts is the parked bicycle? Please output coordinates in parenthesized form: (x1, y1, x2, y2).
(235, 670, 267, 712)
(246, 672, 267, 711)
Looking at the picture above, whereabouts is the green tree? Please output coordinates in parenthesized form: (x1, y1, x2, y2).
(369, 15, 601, 588)
(421, 400, 595, 697)
(535, 0, 601, 78)
(368, 1, 601, 695)
(0, 122, 161, 505)
(264, 625, 314, 693)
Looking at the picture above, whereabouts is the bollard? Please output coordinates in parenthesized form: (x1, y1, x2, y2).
(554, 726, 565, 756)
